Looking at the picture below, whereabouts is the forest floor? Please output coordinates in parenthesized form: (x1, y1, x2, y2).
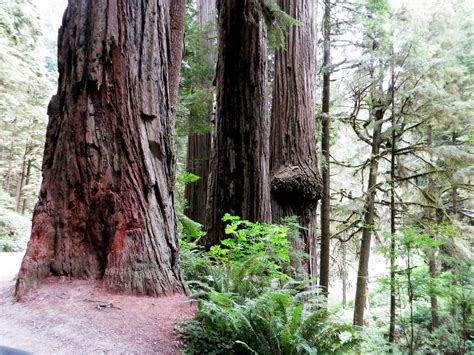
(0, 253, 195, 354)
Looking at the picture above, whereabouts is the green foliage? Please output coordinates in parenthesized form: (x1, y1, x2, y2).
(180, 215, 291, 298)
(245, 0, 301, 49)
(0, 197, 31, 252)
(180, 291, 359, 355)
(0, 0, 54, 215)
(178, 216, 358, 353)
(178, 171, 201, 185)
(207, 214, 290, 279)
(175, 4, 214, 139)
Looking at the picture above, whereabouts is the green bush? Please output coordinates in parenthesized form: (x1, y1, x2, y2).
(178, 215, 358, 354)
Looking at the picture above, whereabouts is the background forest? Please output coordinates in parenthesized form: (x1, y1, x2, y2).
(0, 0, 473, 354)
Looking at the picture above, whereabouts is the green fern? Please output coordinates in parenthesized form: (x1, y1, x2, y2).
(180, 291, 359, 354)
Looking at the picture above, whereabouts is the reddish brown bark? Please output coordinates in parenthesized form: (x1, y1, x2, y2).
(185, 132, 212, 225)
(16, 0, 185, 299)
(169, 0, 186, 113)
(205, 0, 270, 246)
(184, 0, 216, 226)
(270, 0, 321, 277)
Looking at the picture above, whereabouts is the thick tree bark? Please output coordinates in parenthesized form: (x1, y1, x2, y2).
(319, 0, 331, 295)
(169, 0, 186, 113)
(270, 0, 321, 278)
(353, 97, 385, 326)
(205, 0, 270, 246)
(184, 0, 216, 226)
(16, 0, 185, 299)
(185, 132, 211, 225)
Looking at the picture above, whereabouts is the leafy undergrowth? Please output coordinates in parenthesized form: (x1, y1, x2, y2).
(0, 205, 31, 252)
(178, 215, 359, 354)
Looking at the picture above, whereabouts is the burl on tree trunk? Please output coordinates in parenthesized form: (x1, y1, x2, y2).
(270, 0, 321, 278)
(16, 0, 185, 299)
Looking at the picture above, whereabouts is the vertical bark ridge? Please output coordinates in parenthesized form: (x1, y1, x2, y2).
(16, 0, 184, 299)
(184, 0, 216, 226)
(270, 0, 321, 278)
(205, 0, 270, 246)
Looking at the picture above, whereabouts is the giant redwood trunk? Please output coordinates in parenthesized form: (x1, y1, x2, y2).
(184, 0, 216, 225)
(205, 0, 270, 246)
(16, 0, 185, 298)
(270, 0, 321, 278)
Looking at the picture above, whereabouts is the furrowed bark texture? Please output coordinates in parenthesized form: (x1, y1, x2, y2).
(206, 0, 270, 246)
(16, 0, 185, 299)
(185, 132, 211, 225)
(270, 0, 321, 277)
(184, 0, 215, 225)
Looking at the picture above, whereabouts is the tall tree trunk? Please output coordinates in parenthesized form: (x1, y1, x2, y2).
(16, 0, 185, 299)
(270, 0, 321, 278)
(21, 159, 32, 215)
(342, 240, 348, 308)
(14, 144, 28, 212)
(451, 132, 458, 218)
(320, 0, 331, 294)
(426, 125, 439, 330)
(169, 0, 186, 113)
(184, 0, 216, 225)
(353, 96, 385, 326)
(389, 66, 397, 344)
(429, 251, 440, 330)
(205, 0, 270, 246)
(3, 135, 15, 194)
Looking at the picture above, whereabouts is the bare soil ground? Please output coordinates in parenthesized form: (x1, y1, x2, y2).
(0, 253, 195, 354)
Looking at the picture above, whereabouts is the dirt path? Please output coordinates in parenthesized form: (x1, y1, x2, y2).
(0, 254, 195, 354)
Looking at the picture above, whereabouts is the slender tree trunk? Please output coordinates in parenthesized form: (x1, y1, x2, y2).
(16, 0, 185, 299)
(14, 144, 28, 212)
(389, 65, 397, 344)
(429, 251, 439, 330)
(21, 159, 32, 214)
(320, 0, 331, 295)
(451, 132, 458, 218)
(270, 0, 321, 278)
(353, 96, 385, 326)
(342, 240, 347, 308)
(184, 0, 216, 225)
(205, 0, 270, 246)
(426, 125, 440, 330)
(3, 136, 15, 194)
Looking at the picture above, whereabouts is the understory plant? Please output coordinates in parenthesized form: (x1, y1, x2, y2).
(178, 215, 359, 354)
(180, 291, 359, 354)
